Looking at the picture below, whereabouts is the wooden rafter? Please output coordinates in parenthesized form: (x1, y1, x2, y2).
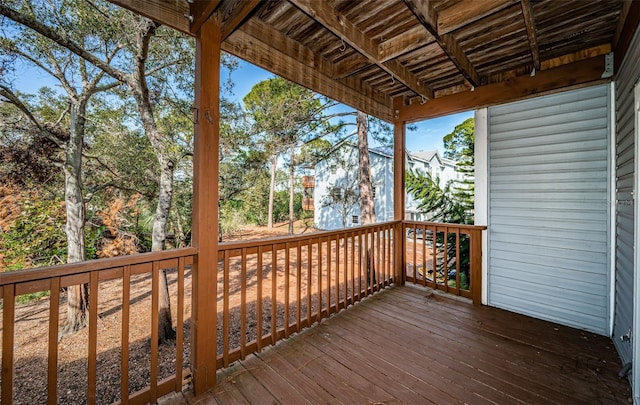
(437, 0, 516, 34)
(218, 0, 264, 40)
(520, 0, 540, 70)
(403, 0, 481, 87)
(109, 0, 190, 35)
(289, 0, 435, 100)
(333, 54, 370, 79)
(378, 26, 433, 63)
(224, 19, 393, 120)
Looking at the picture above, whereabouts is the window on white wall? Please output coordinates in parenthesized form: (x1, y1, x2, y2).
(352, 215, 359, 224)
(372, 186, 376, 198)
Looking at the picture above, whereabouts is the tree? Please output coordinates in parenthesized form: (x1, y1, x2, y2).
(0, 0, 125, 334)
(243, 77, 335, 233)
(443, 117, 474, 221)
(0, 0, 209, 342)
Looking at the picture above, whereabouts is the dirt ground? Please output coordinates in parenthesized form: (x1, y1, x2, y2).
(1, 220, 444, 404)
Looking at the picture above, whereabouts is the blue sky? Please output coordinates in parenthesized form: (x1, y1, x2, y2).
(227, 61, 473, 154)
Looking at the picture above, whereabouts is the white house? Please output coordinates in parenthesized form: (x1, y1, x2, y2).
(314, 143, 460, 230)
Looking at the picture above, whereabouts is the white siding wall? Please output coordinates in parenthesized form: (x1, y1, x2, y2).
(488, 85, 611, 335)
(614, 27, 640, 364)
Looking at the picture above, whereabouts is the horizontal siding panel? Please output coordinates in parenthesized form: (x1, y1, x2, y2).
(491, 224, 607, 242)
(490, 241, 606, 265)
(490, 232, 607, 253)
(488, 249, 607, 275)
(490, 257, 608, 286)
(490, 274, 608, 308)
(491, 128, 609, 151)
(489, 85, 610, 335)
(490, 117, 607, 141)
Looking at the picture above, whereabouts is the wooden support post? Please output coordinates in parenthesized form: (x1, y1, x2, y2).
(192, 13, 221, 395)
(470, 229, 482, 306)
(393, 97, 406, 286)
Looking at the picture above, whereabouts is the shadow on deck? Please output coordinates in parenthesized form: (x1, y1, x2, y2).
(166, 285, 631, 404)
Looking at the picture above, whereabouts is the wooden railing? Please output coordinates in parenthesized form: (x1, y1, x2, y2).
(215, 222, 397, 369)
(402, 221, 485, 305)
(0, 220, 485, 403)
(0, 248, 196, 405)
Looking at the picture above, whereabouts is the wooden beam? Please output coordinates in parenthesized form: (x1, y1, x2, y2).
(614, 0, 640, 70)
(109, 0, 191, 35)
(224, 23, 393, 120)
(403, 0, 481, 87)
(437, 0, 517, 34)
(399, 55, 608, 123)
(218, 0, 263, 40)
(289, 0, 434, 100)
(190, 0, 222, 35)
(378, 26, 433, 62)
(192, 13, 221, 395)
(520, 0, 540, 70)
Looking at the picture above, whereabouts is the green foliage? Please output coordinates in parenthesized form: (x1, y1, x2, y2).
(0, 193, 67, 270)
(443, 117, 475, 221)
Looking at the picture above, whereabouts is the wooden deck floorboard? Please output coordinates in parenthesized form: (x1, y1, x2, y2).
(176, 285, 631, 404)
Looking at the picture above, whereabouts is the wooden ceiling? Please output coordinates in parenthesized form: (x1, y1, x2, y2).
(111, 0, 640, 122)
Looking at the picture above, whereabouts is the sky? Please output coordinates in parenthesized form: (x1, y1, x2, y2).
(226, 61, 473, 155)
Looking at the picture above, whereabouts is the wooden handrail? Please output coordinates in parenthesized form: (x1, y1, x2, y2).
(0, 247, 197, 286)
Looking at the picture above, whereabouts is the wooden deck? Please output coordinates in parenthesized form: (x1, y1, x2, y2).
(171, 285, 631, 404)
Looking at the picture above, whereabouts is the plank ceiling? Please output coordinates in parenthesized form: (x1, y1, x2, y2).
(111, 0, 636, 122)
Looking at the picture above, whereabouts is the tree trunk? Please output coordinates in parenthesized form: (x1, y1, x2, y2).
(153, 158, 176, 341)
(133, 78, 176, 343)
(289, 145, 295, 234)
(268, 155, 277, 228)
(356, 111, 376, 287)
(357, 111, 376, 225)
(61, 101, 89, 337)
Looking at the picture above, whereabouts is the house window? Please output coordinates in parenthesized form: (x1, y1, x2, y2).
(330, 165, 337, 175)
(352, 215, 359, 224)
(372, 186, 376, 198)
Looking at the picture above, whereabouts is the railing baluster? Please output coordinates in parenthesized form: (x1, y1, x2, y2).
(271, 244, 277, 345)
(2, 284, 15, 405)
(150, 263, 159, 404)
(88, 272, 99, 405)
(121, 265, 130, 404)
(240, 249, 247, 360)
(455, 228, 461, 295)
(176, 258, 185, 391)
(350, 232, 355, 304)
(343, 234, 348, 308)
(336, 235, 340, 311)
(47, 278, 60, 405)
(257, 247, 263, 351)
(327, 236, 332, 317)
(318, 238, 323, 321)
(377, 227, 381, 290)
(443, 227, 449, 293)
(422, 224, 427, 287)
(223, 251, 230, 367)
(307, 240, 312, 325)
(432, 225, 437, 289)
(296, 241, 302, 332)
(285, 243, 290, 338)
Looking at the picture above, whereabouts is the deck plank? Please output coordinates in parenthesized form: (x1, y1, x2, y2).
(178, 285, 631, 405)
